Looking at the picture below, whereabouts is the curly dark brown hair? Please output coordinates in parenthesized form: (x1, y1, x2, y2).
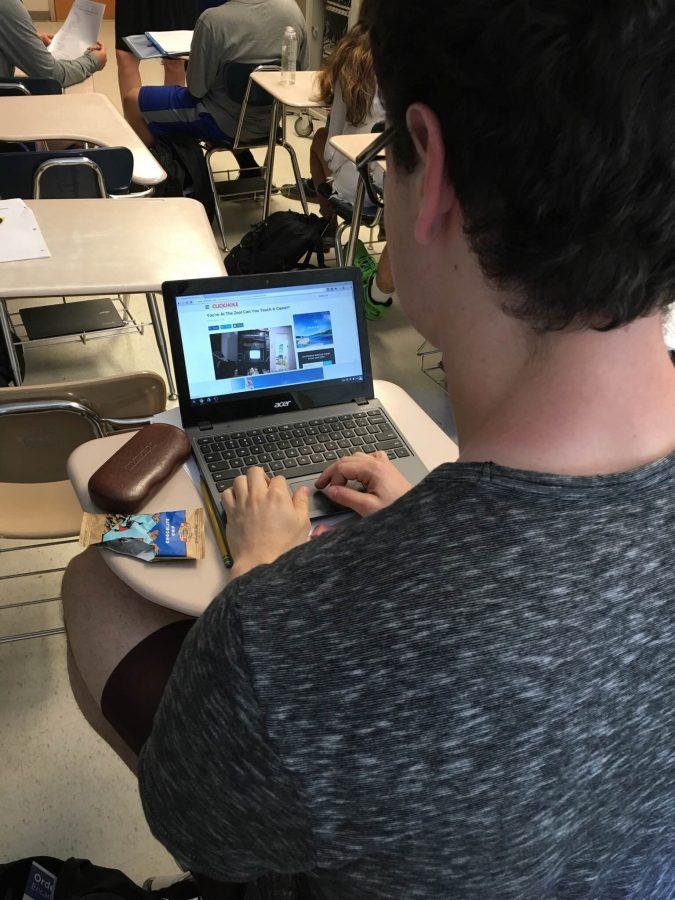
(363, 0, 675, 332)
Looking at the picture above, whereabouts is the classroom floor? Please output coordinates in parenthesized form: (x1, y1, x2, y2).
(0, 19, 455, 879)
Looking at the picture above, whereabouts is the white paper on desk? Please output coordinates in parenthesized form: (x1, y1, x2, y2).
(0, 199, 51, 264)
(48, 0, 105, 61)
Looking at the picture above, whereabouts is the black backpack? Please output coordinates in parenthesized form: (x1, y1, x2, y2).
(0, 857, 309, 900)
(149, 134, 215, 223)
(0, 857, 181, 900)
(225, 211, 327, 275)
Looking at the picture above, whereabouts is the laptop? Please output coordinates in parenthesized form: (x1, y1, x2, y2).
(162, 267, 428, 522)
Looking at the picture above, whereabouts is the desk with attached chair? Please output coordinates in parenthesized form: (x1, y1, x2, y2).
(0, 197, 226, 399)
(328, 132, 386, 266)
(65, 380, 459, 617)
(0, 372, 168, 644)
(0, 94, 166, 188)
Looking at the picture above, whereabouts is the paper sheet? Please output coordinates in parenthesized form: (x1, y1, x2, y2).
(145, 31, 193, 56)
(49, 0, 105, 62)
(0, 199, 51, 264)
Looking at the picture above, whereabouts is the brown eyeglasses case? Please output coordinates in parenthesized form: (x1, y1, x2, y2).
(88, 423, 192, 514)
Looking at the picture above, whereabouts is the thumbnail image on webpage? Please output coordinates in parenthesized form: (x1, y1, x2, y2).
(209, 311, 336, 385)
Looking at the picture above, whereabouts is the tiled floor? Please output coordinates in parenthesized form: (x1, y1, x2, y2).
(0, 19, 453, 879)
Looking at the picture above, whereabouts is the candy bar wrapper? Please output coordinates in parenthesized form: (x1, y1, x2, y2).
(80, 508, 205, 562)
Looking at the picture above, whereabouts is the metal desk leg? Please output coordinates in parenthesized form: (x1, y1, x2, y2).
(345, 176, 367, 266)
(280, 102, 308, 216)
(262, 100, 280, 221)
(0, 298, 23, 386)
(146, 292, 177, 400)
(283, 140, 309, 215)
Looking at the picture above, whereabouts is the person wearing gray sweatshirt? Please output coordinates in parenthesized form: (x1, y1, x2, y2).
(121, 0, 308, 154)
(0, 0, 106, 88)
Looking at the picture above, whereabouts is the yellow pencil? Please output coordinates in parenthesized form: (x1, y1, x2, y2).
(201, 480, 233, 568)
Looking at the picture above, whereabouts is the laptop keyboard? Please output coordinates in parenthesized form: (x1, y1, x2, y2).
(196, 409, 411, 492)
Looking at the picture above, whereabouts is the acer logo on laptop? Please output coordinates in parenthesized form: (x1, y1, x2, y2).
(274, 400, 292, 409)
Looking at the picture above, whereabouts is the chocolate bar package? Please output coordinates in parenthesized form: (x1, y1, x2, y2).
(80, 508, 205, 562)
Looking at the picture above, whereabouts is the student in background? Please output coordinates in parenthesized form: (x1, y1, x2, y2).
(0, 0, 106, 87)
(289, 23, 393, 320)
(121, 0, 307, 178)
(115, 0, 199, 106)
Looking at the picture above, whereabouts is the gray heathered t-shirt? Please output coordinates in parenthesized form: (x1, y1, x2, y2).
(186, 0, 309, 142)
(139, 456, 675, 899)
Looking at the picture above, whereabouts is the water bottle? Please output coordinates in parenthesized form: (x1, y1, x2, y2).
(281, 26, 298, 86)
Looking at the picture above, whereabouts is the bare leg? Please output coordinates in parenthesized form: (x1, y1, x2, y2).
(63, 550, 255, 897)
(62, 547, 191, 766)
(309, 126, 334, 219)
(310, 126, 331, 182)
(123, 86, 155, 147)
(67, 644, 139, 775)
(163, 58, 186, 87)
(116, 49, 142, 108)
(376, 243, 395, 294)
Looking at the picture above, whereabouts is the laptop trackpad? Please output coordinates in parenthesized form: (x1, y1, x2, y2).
(292, 477, 363, 518)
(292, 478, 341, 518)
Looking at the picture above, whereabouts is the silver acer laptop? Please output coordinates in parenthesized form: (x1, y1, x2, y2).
(162, 267, 427, 523)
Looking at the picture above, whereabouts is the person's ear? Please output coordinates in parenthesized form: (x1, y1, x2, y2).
(406, 103, 456, 245)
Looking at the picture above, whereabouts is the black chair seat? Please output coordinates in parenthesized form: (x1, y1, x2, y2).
(205, 127, 283, 152)
(330, 194, 379, 226)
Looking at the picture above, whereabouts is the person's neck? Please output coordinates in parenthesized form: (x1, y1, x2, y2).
(441, 299, 675, 477)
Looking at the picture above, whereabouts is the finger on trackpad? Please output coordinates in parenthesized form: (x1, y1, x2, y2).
(292, 478, 342, 516)
(293, 478, 364, 517)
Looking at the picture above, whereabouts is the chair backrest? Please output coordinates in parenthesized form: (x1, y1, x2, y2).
(0, 141, 36, 153)
(0, 147, 134, 199)
(226, 62, 283, 149)
(0, 372, 167, 483)
(0, 76, 62, 96)
(224, 62, 279, 107)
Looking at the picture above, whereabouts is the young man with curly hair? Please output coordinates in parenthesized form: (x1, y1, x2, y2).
(65, 1, 675, 896)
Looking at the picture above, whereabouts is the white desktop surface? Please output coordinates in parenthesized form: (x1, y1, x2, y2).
(251, 70, 323, 108)
(67, 380, 458, 617)
(329, 133, 387, 171)
(0, 198, 225, 298)
(0, 93, 166, 186)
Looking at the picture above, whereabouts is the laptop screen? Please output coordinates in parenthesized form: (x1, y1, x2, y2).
(176, 279, 365, 407)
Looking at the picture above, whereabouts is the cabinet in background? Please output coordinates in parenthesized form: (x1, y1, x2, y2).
(305, 0, 362, 69)
(54, 0, 115, 19)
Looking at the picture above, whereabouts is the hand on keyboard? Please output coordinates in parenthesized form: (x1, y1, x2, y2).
(198, 409, 411, 493)
(315, 451, 413, 517)
(221, 467, 311, 578)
